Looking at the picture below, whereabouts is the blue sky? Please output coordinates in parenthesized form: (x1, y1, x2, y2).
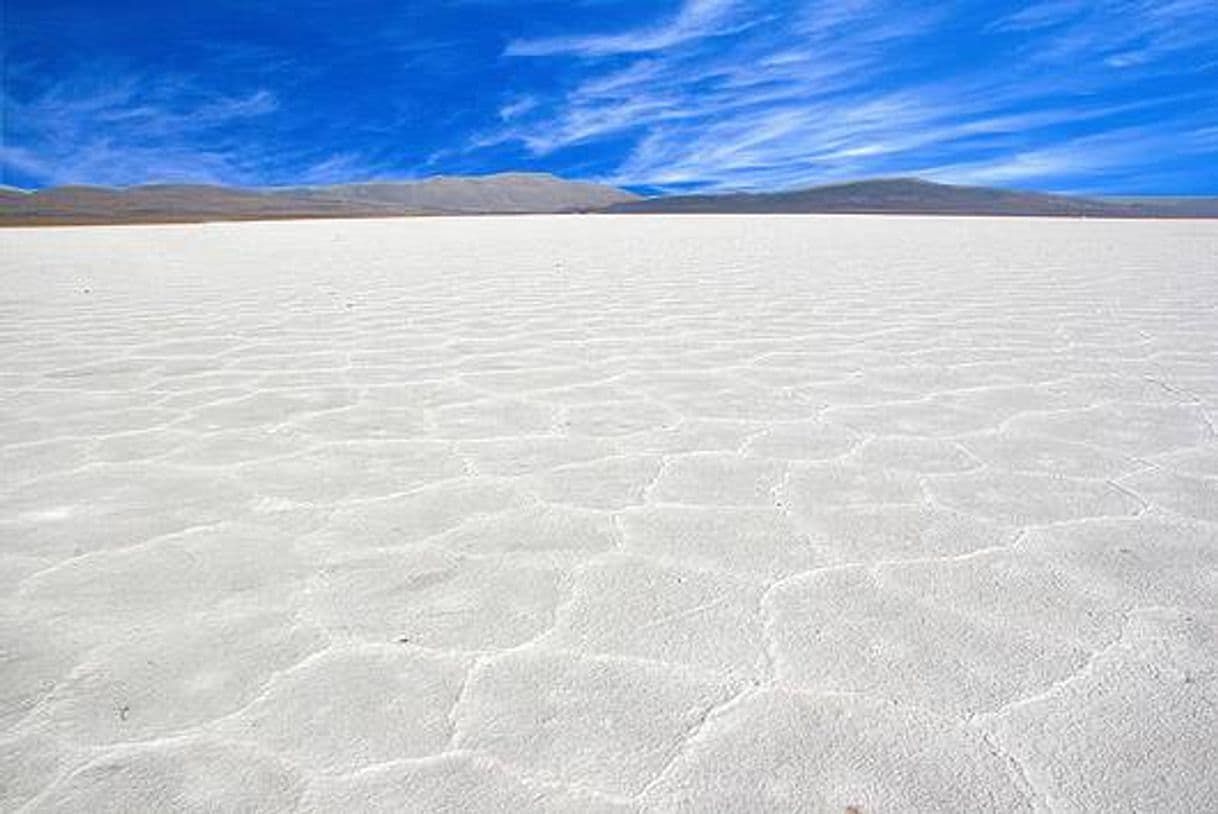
(4, 1, 1217, 193)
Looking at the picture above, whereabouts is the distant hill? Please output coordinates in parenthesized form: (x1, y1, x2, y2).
(278, 173, 637, 214)
(0, 184, 412, 225)
(606, 178, 1218, 218)
(0, 173, 639, 225)
(4, 175, 1216, 225)
(1100, 196, 1218, 218)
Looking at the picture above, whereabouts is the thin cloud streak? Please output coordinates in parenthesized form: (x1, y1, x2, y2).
(5, 0, 1217, 192)
(2, 70, 283, 186)
(505, 0, 739, 57)
(2, 67, 401, 187)
(485, 0, 1218, 192)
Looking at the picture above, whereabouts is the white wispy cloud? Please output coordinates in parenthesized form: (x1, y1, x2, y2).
(7, 0, 1215, 191)
(1010, 0, 1218, 66)
(0, 67, 410, 188)
(505, 0, 740, 57)
(482, 0, 1218, 191)
(2, 70, 281, 186)
(989, 1, 1081, 32)
(924, 122, 1218, 191)
(498, 95, 540, 120)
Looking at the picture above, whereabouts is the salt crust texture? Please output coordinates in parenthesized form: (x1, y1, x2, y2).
(2, 215, 1216, 812)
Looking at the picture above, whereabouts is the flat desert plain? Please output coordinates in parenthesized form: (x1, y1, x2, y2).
(2, 215, 1216, 813)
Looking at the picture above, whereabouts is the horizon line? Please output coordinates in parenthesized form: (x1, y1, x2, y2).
(4, 173, 1215, 200)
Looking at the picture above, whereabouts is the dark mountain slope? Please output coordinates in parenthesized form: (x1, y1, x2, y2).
(606, 178, 1218, 218)
(0, 174, 638, 225)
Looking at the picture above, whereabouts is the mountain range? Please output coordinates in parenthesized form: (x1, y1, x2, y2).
(0, 174, 638, 226)
(2, 174, 1216, 225)
(605, 178, 1218, 218)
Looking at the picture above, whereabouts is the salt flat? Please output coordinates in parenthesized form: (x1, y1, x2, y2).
(1, 215, 1216, 812)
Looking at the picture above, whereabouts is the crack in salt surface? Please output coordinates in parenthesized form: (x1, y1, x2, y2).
(969, 604, 1182, 727)
(760, 540, 1020, 601)
(4, 216, 1217, 812)
(634, 685, 761, 801)
(973, 727, 1054, 814)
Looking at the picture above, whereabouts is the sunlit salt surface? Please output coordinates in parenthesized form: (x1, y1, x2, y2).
(2, 215, 1216, 812)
